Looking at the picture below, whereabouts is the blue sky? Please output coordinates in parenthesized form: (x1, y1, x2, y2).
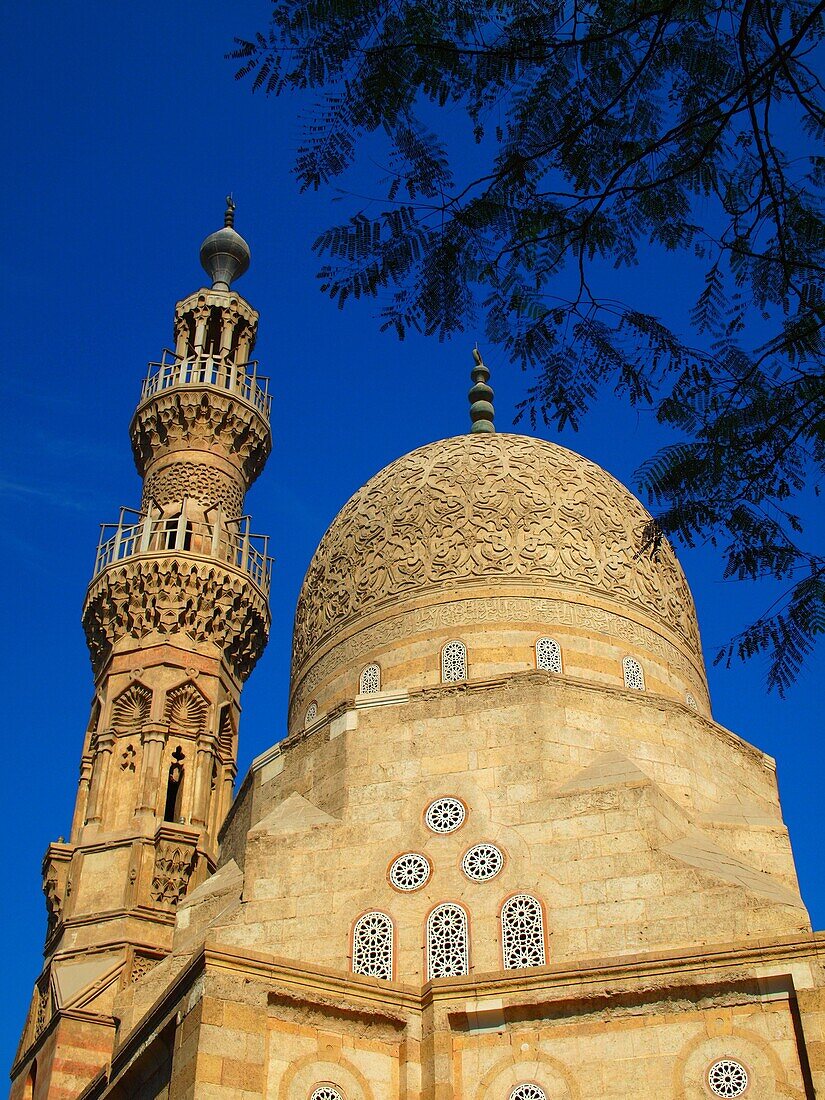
(1, 0, 823, 1071)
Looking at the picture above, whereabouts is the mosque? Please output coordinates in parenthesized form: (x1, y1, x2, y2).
(10, 206, 825, 1098)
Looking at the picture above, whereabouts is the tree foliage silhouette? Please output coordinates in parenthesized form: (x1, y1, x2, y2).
(232, 0, 825, 692)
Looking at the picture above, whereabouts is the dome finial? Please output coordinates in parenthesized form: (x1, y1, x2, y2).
(469, 346, 495, 433)
(199, 196, 250, 290)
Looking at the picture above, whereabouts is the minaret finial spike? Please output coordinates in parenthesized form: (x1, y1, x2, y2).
(224, 194, 235, 227)
(469, 345, 495, 433)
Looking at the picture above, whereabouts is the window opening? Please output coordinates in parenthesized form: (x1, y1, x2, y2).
(425, 797, 466, 834)
(164, 747, 185, 822)
(622, 655, 645, 690)
(461, 843, 504, 882)
(352, 911, 393, 980)
(359, 663, 381, 694)
(535, 637, 562, 673)
(426, 902, 469, 979)
(707, 1060, 749, 1097)
(441, 640, 467, 683)
(389, 852, 431, 891)
(509, 1086, 547, 1100)
(501, 894, 546, 969)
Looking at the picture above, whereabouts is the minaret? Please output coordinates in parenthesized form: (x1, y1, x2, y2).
(12, 202, 272, 1098)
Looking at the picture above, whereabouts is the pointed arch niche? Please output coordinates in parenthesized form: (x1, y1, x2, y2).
(111, 682, 152, 732)
(165, 680, 209, 738)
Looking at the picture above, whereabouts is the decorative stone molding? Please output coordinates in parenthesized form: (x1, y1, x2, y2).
(165, 681, 209, 736)
(42, 844, 73, 938)
(112, 682, 152, 731)
(129, 952, 162, 984)
(33, 976, 51, 1039)
(141, 461, 244, 516)
(293, 434, 701, 676)
(83, 557, 269, 682)
(130, 388, 271, 486)
(289, 594, 709, 728)
(150, 840, 198, 908)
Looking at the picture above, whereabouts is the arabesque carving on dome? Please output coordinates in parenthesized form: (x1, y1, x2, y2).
(83, 557, 269, 682)
(130, 389, 271, 485)
(293, 435, 700, 673)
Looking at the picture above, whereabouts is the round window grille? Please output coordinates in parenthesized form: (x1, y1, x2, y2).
(509, 1085, 547, 1100)
(708, 1059, 749, 1097)
(311, 1088, 344, 1100)
(425, 797, 466, 834)
(461, 843, 504, 881)
(389, 852, 431, 891)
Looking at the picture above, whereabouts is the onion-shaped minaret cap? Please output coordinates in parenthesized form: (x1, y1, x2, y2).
(199, 196, 251, 290)
(469, 346, 495, 433)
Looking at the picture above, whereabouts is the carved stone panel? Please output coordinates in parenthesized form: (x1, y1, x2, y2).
(141, 461, 244, 516)
(150, 841, 197, 909)
(292, 434, 702, 677)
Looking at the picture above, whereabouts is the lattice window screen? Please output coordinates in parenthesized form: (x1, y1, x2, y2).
(427, 902, 469, 979)
(352, 911, 393, 980)
(622, 656, 645, 690)
(501, 894, 546, 969)
(359, 663, 381, 694)
(441, 640, 467, 683)
(535, 637, 562, 673)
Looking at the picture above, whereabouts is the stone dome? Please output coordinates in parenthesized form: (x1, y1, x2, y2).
(289, 433, 707, 729)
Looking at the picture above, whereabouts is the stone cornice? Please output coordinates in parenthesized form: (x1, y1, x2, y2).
(130, 386, 271, 485)
(82, 554, 269, 682)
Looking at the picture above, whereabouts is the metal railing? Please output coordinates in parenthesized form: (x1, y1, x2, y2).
(139, 350, 271, 418)
(92, 507, 272, 594)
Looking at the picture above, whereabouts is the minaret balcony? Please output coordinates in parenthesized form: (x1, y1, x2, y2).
(130, 351, 273, 485)
(91, 507, 273, 596)
(139, 349, 271, 419)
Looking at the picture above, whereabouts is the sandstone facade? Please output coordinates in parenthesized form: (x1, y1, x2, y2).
(10, 217, 825, 1100)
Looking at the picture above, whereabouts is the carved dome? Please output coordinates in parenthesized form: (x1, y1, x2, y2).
(290, 433, 706, 725)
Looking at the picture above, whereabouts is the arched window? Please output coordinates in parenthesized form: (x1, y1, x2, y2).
(535, 637, 562, 673)
(427, 902, 469, 979)
(622, 655, 645, 691)
(501, 894, 546, 969)
(163, 746, 185, 822)
(359, 663, 381, 694)
(304, 701, 318, 728)
(352, 911, 393, 980)
(441, 640, 467, 683)
(310, 1088, 345, 1100)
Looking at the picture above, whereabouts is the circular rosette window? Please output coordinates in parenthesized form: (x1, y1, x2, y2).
(707, 1059, 749, 1097)
(461, 842, 504, 882)
(425, 797, 466, 834)
(509, 1085, 547, 1100)
(389, 852, 431, 891)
